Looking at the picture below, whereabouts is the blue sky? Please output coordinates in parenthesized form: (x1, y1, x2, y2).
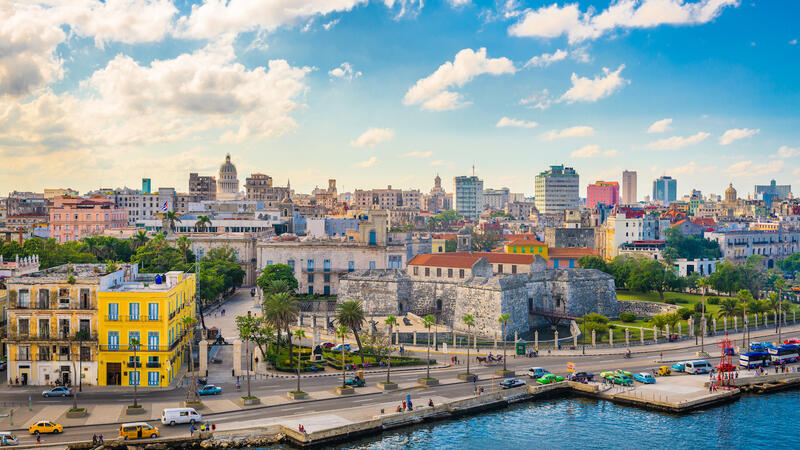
(2, 0, 798, 200)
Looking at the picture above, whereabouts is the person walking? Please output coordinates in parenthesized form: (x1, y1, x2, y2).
(190, 423, 196, 436)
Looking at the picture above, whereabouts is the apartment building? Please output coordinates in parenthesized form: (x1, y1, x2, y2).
(50, 197, 128, 243)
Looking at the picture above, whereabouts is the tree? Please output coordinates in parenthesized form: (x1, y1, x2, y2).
(737, 289, 754, 348)
(195, 215, 212, 232)
(293, 329, 307, 394)
(717, 298, 741, 320)
(462, 314, 475, 377)
(697, 277, 710, 352)
(131, 231, 149, 251)
(362, 332, 393, 385)
(176, 236, 191, 263)
(163, 211, 182, 232)
(133, 234, 185, 273)
(663, 226, 722, 260)
(444, 239, 457, 252)
(263, 292, 299, 366)
(774, 277, 788, 341)
(577, 255, 607, 271)
(708, 261, 745, 296)
(181, 316, 199, 404)
(130, 337, 141, 408)
(498, 313, 511, 372)
(257, 264, 299, 294)
(68, 329, 89, 412)
(384, 316, 398, 384)
(335, 325, 349, 388)
(777, 252, 800, 276)
(422, 314, 436, 379)
(471, 231, 503, 252)
(236, 316, 254, 399)
(627, 260, 676, 301)
(336, 301, 366, 371)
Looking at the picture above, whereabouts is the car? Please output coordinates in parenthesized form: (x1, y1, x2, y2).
(599, 369, 633, 378)
(633, 373, 656, 384)
(528, 367, 551, 379)
(161, 408, 201, 426)
(609, 374, 634, 386)
(0, 431, 19, 446)
(784, 338, 800, 345)
(536, 374, 564, 385)
(42, 387, 72, 398)
(685, 360, 713, 374)
(28, 421, 62, 435)
(119, 422, 159, 440)
(671, 362, 687, 372)
(500, 378, 526, 389)
(658, 366, 672, 376)
(332, 343, 351, 352)
(344, 377, 366, 387)
(321, 342, 335, 349)
(567, 371, 595, 382)
(198, 385, 222, 395)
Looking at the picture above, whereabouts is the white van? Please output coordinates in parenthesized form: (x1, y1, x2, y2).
(161, 408, 202, 426)
(685, 360, 713, 374)
(0, 431, 19, 446)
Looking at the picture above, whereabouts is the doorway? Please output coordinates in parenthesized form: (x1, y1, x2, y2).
(106, 362, 122, 385)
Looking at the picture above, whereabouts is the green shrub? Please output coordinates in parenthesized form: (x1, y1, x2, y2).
(664, 299, 676, 305)
(707, 297, 721, 305)
(619, 312, 636, 323)
(694, 302, 704, 313)
(673, 297, 689, 304)
(677, 307, 692, 320)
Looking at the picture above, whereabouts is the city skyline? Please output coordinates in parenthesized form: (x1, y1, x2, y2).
(2, 1, 799, 197)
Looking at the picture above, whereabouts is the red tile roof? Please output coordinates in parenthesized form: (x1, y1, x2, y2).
(692, 218, 717, 227)
(407, 254, 479, 268)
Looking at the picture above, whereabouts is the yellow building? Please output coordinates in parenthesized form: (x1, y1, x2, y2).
(97, 271, 195, 388)
(503, 240, 548, 259)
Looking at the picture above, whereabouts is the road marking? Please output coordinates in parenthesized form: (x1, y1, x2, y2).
(280, 406, 304, 411)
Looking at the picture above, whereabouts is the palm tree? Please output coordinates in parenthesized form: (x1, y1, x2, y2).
(176, 236, 191, 262)
(336, 301, 366, 371)
(130, 337, 140, 408)
(422, 314, 436, 379)
(164, 211, 182, 232)
(181, 316, 199, 403)
(774, 277, 788, 342)
(737, 289, 753, 349)
(384, 316, 398, 384)
(335, 325, 349, 389)
(131, 230, 149, 250)
(697, 277, 709, 353)
(194, 215, 212, 232)
(462, 314, 475, 377)
(293, 329, 306, 394)
(83, 237, 101, 259)
(263, 292, 299, 366)
(498, 314, 511, 372)
(718, 298, 741, 320)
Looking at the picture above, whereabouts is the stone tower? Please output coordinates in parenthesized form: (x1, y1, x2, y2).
(279, 193, 294, 233)
(457, 225, 472, 252)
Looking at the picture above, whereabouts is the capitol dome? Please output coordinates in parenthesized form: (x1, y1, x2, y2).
(216, 154, 239, 200)
(724, 183, 737, 204)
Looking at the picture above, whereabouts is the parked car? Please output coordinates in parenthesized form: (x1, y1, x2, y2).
(332, 344, 352, 352)
(685, 360, 713, 374)
(567, 371, 594, 382)
(658, 366, 672, 376)
(161, 408, 201, 426)
(671, 362, 687, 372)
(320, 342, 335, 349)
(0, 431, 19, 446)
(633, 373, 656, 384)
(783, 338, 800, 345)
(500, 378, 526, 389)
(344, 376, 365, 387)
(600, 369, 632, 378)
(608, 374, 634, 386)
(119, 422, 159, 440)
(42, 387, 72, 398)
(536, 374, 564, 385)
(198, 385, 222, 395)
(28, 421, 62, 435)
(528, 367, 551, 379)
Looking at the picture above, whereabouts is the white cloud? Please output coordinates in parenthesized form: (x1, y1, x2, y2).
(446, 0, 471, 7)
(177, 0, 369, 38)
(402, 150, 433, 158)
(328, 62, 362, 81)
(519, 89, 552, 110)
(726, 160, 784, 177)
(403, 48, 516, 111)
(322, 18, 340, 30)
(350, 128, 395, 147)
(508, 0, 740, 44)
(63, 0, 178, 48)
(496, 117, 538, 128)
(647, 118, 672, 133)
(560, 65, 628, 103)
(570, 46, 592, 63)
(719, 128, 759, 145)
(524, 49, 568, 68)
(776, 146, 800, 158)
(540, 126, 595, 141)
(357, 156, 378, 168)
(791, 39, 798, 45)
(644, 132, 710, 150)
(570, 145, 618, 158)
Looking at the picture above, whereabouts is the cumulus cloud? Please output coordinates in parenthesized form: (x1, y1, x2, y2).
(508, 0, 739, 44)
(525, 49, 568, 68)
(560, 65, 628, 103)
(350, 128, 395, 147)
(519, 89, 552, 110)
(540, 126, 595, 141)
(726, 160, 784, 177)
(776, 146, 800, 158)
(570, 145, 618, 158)
(446, 0, 471, 6)
(329, 62, 362, 81)
(496, 117, 538, 128)
(402, 150, 433, 158)
(356, 156, 378, 168)
(719, 127, 759, 145)
(644, 132, 710, 150)
(403, 48, 516, 111)
(647, 118, 672, 133)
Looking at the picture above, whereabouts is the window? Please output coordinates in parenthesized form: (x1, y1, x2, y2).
(129, 303, 139, 321)
(425, 267, 430, 276)
(324, 285, 331, 295)
(38, 318, 50, 338)
(266, 260, 273, 266)
(307, 260, 315, 272)
(287, 260, 295, 271)
(348, 261, 354, 272)
(18, 318, 29, 336)
(148, 303, 158, 321)
(512, 265, 517, 274)
(413, 266, 419, 275)
(18, 345, 31, 360)
(148, 332, 159, 351)
(369, 261, 376, 270)
(59, 318, 70, 339)
(108, 331, 119, 350)
(436, 268, 442, 277)
(448, 269, 453, 278)
(307, 274, 314, 283)
(308, 286, 314, 295)
(129, 331, 140, 349)
(108, 303, 118, 321)
(498, 264, 504, 273)
(459, 269, 465, 278)
(148, 371, 159, 386)
(17, 289, 30, 308)
(129, 370, 140, 386)
(324, 259, 331, 272)
(324, 274, 330, 283)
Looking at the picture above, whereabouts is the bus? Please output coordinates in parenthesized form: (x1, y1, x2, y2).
(768, 345, 800, 364)
(739, 352, 771, 369)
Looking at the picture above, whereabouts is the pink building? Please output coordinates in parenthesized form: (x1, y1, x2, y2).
(586, 181, 620, 209)
(50, 196, 128, 243)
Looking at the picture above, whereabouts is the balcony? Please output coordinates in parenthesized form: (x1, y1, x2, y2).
(147, 316, 162, 322)
(100, 345, 176, 353)
(56, 354, 72, 361)
(146, 362, 161, 368)
(127, 361, 142, 368)
(168, 311, 176, 321)
(37, 353, 53, 361)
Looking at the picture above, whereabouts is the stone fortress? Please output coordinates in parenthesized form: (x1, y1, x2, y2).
(339, 227, 618, 339)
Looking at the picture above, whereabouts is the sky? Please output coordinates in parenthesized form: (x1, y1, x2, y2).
(1, 0, 799, 200)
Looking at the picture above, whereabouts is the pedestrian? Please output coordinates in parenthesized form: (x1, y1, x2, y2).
(212, 423, 216, 431)
(99, 434, 103, 444)
(428, 398, 434, 407)
(190, 423, 195, 436)
(402, 400, 406, 410)
(92, 434, 97, 446)
(34, 430, 40, 444)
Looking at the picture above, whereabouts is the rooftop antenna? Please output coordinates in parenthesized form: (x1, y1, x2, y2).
(472, 164, 475, 176)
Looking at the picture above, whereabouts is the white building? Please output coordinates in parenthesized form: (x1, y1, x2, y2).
(704, 229, 800, 269)
(453, 175, 484, 219)
(622, 170, 637, 205)
(483, 188, 510, 211)
(599, 212, 671, 260)
(534, 165, 579, 214)
(216, 154, 240, 201)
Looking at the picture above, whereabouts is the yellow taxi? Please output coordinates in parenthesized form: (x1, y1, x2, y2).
(28, 421, 63, 434)
(119, 422, 159, 440)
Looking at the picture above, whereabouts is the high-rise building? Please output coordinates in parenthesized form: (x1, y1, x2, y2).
(189, 173, 216, 201)
(453, 175, 484, 219)
(755, 179, 791, 201)
(245, 173, 290, 207)
(483, 188, 510, 211)
(622, 170, 637, 205)
(534, 165, 579, 214)
(216, 154, 239, 201)
(586, 181, 619, 208)
(141, 178, 151, 194)
(652, 176, 677, 205)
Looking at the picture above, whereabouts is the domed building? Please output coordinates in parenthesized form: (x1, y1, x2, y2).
(724, 183, 737, 205)
(216, 154, 240, 201)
